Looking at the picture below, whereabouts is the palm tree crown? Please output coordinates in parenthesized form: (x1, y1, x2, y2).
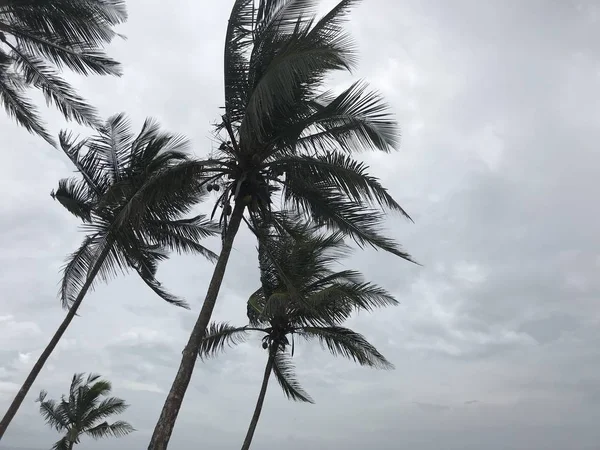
(0, 0, 127, 144)
(200, 219, 396, 402)
(37, 373, 134, 450)
(199, 0, 413, 258)
(54, 113, 219, 309)
(199, 220, 396, 449)
(0, 114, 220, 440)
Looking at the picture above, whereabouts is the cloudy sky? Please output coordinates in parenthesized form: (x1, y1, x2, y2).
(1, 0, 600, 449)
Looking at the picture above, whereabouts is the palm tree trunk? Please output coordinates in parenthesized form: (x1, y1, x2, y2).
(240, 350, 275, 450)
(148, 201, 246, 449)
(0, 245, 111, 441)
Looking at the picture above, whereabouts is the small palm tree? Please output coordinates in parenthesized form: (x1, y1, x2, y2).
(37, 373, 134, 450)
(151, 1, 413, 444)
(0, 0, 126, 144)
(0, 113, 219, 439)
(199, 221, 396, 450)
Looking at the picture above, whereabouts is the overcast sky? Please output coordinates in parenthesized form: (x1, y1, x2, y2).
(1, 0, 600, 449)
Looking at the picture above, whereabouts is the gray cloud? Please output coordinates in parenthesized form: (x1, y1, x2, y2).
(1, 0, 599, 449)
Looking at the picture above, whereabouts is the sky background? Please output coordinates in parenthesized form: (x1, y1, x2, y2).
(1, 0, 600, 449)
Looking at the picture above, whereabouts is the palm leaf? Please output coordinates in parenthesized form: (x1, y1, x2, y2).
(282, 177, 414, 261)
(272, 350, 313, 403)
(85, 420, 134, 439)
(58, 130, 109, 196)
(242, 9, 354, 141)
(4, 0, 127, 46)
(111, 159, 207, 229)
(293, 80, 398, 153)
(54, 178, 94, 222)
(136, 269, 189, 309)
(59, 234, 101, 308)
(36, 391, 69, 432)
(144, 215, 220, 262)
(223, 0, 255, 124)
(82, 396, 128, 429)
(87, 113, 133, 182)
(0, 71, 54, 144)
(299, 325, 393, 369)
(271, 152, 411, 219)
(197, 322, 251, 360)
(5, 22, 122, 76)
(51, 436, 72, 450)
(10, 46, 99, 126)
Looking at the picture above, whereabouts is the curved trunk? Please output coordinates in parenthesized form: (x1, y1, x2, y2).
(148, 201, 246, 449)
(240, 350, 275, 450)
(0, 245, 111, 441)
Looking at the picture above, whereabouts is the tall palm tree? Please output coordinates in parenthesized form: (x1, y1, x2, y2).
(37, 373, 134, 450)
(0, 0, 126, 144)
(150, 1, 414, 446)
(199, 221, 396, 450)
(0, 113, 219, 440)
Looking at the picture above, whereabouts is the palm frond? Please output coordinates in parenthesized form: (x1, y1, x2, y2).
(137, 269, 189, 309)
(85, 420, 134, 439)
(51, 436, 72, 450)
(3, 0, 127, 46)
(58, 130, 108, 196)
(144, 215, 220, 262)
(115, 243, 189, 309)
(59, 234, 102, 308)
(82, 396, 128, 429)
(299, 326, 393, 369)
(242, 8, 355, 141)
(86, 378, 111, 399)
(36, 391, 69, 432)
(0, 71, 54, 144)
(311, 280, 398, 312)
(54, 177, 94, 222)
(10, 46, 99, 126)
(5, 23, 122, 75)
(282, 178, 414, 261)
(129, 121, 191, 174)
(309, 0, 359, 37)
(294, 80, 398, 153)
(272, 350, 313, 403)
(223, 0, 255, 124)
(297, 281, 397, 326)
(271, 152, 411, 219)
(87, 113, 133, 182)
(254, 0, 318, 38)
(197, 322, 251, 360)
(111, 159, 207, 229)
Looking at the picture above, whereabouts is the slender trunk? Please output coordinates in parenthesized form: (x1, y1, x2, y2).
(148, 201, 246, 449)
(0, 246, 111, 441)
(240, 350, 275, 450)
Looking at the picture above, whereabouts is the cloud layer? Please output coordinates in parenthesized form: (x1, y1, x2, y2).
(1, 0, 599, 449)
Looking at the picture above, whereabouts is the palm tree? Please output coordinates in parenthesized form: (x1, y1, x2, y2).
(0, 113, 220, 440)
(150, 1, 414, 445)
(199, 221, 396, 450)
(0, 0, 126, 144)
(37, 373, 134, 450)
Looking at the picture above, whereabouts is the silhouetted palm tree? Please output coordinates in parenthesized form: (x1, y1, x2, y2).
(0, 114, 219, 439)
(0, 0, 126, 144)
(200, 220, 396, 450)
(37, 373, 134, 450)
(150, 1, 413, 445)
